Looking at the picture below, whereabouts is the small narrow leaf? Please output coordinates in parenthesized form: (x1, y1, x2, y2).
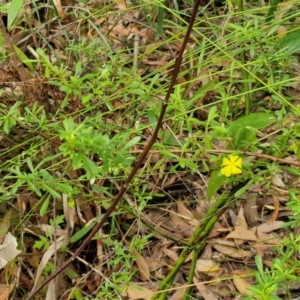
(40, 195, 50, 216)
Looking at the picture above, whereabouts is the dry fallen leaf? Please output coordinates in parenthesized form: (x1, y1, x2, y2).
(244, 198, 258, 226)
(168, 288, 185, 300)
(210, 239, 253, 258)
(233, 277, 253, 296)
(194, 278, 219, 300)
(235, 206, 248, 229)
(0, 233, 21, 269)
(32, 235, 69, 290)
(225, 227, 257, 242)
(125, 283, 153, 300)
(252, 221, 284, 245)
(133, 249, 150, 281)
(162, 247, 178, 262)
(256, 221, 284, 234)
(177, 202, 194, 219)
(196, 259, 221, 274)
(0, 209, 12, 244)
(115, 0, 127, 10)
(52, 0, 69, 19)
(0, 282, 14, 300)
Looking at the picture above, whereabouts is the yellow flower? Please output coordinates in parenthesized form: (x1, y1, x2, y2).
(221, 155, 242, 177)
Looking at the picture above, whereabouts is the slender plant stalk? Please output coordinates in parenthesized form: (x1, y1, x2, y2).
(25, 1, 201, 299)
(151, 179, 250, 300)
(237, 0, 251, 115)
(182, 247, 201, 300)
(151, 190, 236, 300)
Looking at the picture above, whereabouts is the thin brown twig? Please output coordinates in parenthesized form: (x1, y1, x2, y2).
(130, 148, 300, 166)
(25, 1, 201, 298)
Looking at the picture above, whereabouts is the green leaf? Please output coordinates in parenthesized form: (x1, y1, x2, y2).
(35, 153, 62, 170)
(207, 170, 226, 201)
(286, 39, 300, 56)
(278, 30, 300, 56)
(234, 180, 253, 197)
(13, 44, 34, 71)
(70, 221, 95, 244)
(70, 212, 121, 243)
(255, 254, 263, 274)
(189, 80, 216, 104)
(265, 0, 280, 23)
(70, 286, 83, 300)
(227, 113, 275, 138)
(42, 183, 61, 198)
(286, 166, 300, 176)
(147, 110, 158, 129)
(7, 0, 23, 30)
(27, 180, 42, 196)
(124, 136, 141, 149)
(55, 183, 73, 194)
(26, 157, 34, 173)
(8, 100, 22, 114)
(156, 5, 165, 38)
(4, 117, 15, 134)
(82, 94, 93, 105)
(232, 127, 257, 150)
(40, 195, 50, 216)
(82, 156, 98, 178)
(75, 61, 82, 77)
(206, 106, 218, 126)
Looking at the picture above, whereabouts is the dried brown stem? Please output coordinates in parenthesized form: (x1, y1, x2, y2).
(26, 2, 201, 298)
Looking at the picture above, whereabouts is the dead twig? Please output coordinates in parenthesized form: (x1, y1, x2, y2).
(25, 1, 201, 298)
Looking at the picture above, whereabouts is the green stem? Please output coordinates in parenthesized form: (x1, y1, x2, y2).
(237, 0, 251, 115)
(151, 191, 234, 300)
(183, 247, 201, 300)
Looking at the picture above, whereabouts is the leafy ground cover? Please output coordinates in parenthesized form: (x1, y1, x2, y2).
(1, 0, 300, 299)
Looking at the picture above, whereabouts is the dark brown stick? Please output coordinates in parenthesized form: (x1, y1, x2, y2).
(26, 1, 201, 298)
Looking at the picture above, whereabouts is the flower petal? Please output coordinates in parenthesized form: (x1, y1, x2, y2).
(234, 157, 242, 168)
(221, 166, 232, 177)
(231, 165, 242, 175)
(222, 157, 230, 167)
(229, 155, 238, 163)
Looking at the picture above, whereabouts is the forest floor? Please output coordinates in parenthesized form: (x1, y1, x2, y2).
(1, 0, 300, 299)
